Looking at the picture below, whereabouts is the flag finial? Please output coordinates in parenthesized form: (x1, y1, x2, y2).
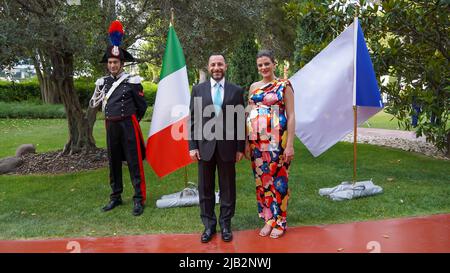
(170, 8, 175, 26)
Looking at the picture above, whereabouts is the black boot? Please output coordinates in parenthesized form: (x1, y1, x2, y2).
(201, 228, 216, 243)
(221, 227, 233, 242)
(132, 201, 144, 216)
(102, 199, 122, 212)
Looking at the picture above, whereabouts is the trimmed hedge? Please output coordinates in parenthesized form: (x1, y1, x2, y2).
(0, 78, 158, 107)
(141, 81, 158, 107)
(0, 102, 66, 119)
(0, 79, 41, 103)
(0, 102, 154, 121)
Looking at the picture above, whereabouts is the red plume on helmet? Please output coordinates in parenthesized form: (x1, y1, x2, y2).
(108, 20, 124, 47)
(101, 20, 135, 63)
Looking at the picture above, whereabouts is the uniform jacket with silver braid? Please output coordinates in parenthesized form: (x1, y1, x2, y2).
(96, 74, 148, 121)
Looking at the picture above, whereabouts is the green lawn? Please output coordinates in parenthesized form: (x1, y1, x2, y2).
(0, 118, 141, 158)
(0, 118, 449, 240)
(362, 111, 450, 131)
(361, 111, 404, 130)
(0, 111, 399, 159)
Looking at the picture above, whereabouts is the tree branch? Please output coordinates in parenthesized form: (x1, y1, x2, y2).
(16, 0, 45, 17)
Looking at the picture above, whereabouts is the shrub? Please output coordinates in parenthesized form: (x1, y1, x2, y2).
(0, 78, 158, 107)
(0, 102, 66, 118)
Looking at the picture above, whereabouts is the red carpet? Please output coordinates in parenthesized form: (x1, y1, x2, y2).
(1, 214, 448, 253)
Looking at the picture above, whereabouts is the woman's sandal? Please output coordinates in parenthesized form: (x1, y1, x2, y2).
(259, 225, 273, 237)
(269, 228, 285, 239)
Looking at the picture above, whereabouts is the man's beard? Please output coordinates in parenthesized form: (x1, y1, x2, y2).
(211, 71, 224, 81)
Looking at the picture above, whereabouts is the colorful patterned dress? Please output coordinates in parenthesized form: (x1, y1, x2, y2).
(247, 79, 291, 231)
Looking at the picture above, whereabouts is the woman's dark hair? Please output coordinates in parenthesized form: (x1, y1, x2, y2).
(256, 49, 276, 63)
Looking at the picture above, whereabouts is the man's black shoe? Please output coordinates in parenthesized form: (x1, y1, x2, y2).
(201, 228, 216, 243)
(132, 202, 144, 216)
(102, 199, 122, 212)
(221, 228, 233, 242)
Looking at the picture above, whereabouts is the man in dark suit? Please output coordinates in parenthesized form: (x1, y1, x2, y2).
(189, 54, 245, 243)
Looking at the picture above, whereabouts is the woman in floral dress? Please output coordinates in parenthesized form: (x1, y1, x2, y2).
(245, 50, 296, 239)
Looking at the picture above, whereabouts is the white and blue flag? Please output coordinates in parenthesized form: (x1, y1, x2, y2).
(290, 18, 383, 157)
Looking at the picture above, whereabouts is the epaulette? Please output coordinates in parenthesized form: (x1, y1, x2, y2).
(95, 76, 108, 86)
(127, 75, 143, 84)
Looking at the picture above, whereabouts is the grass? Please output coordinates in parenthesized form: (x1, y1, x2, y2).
(0, 110, 398, 159)
(0, 118, 449, 239)
(0, 118, 118, 158)
(361, 111, 404, 130)
(362, 111, 450, 131)
(0, 116, 153, 159)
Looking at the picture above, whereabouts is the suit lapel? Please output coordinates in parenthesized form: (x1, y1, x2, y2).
(202, 81, 213, 107)
(222, 81, 233, 108)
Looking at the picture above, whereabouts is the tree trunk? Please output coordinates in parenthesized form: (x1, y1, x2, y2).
(50, 52, 96, 154)
(32, 51, 60, 104)
(86, 105, 100, 148)
(40, 75, 60, 104)
(199, 69, 207, 83)
(44, 76, 60, 104)
(446, 131, 450, 157)
(152, 67, 158, 83)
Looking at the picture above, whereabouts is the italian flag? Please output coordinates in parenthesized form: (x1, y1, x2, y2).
(146, 24, 192, 177)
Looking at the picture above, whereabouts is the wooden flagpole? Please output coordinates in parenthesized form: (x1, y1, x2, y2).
(353, 106, 357, 183)
(353, 4, 360, 184)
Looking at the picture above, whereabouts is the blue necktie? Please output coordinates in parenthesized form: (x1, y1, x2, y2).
(213, 82, 223, 114)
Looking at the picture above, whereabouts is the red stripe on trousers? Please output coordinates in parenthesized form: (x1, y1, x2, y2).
(131, 114, 147, 204)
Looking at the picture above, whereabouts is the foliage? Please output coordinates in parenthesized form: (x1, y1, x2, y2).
(371, 0, 450, 155)
(0, 78, 158, 107)
(0, 102, 66, 118)
(0, 78, 41, 103)
(228, 34, 260, 92)
(290, 0, 449, 155)
(287, 0, 350, 71)
(257, 0, 298, 63)
(153, 0, 263, 71)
